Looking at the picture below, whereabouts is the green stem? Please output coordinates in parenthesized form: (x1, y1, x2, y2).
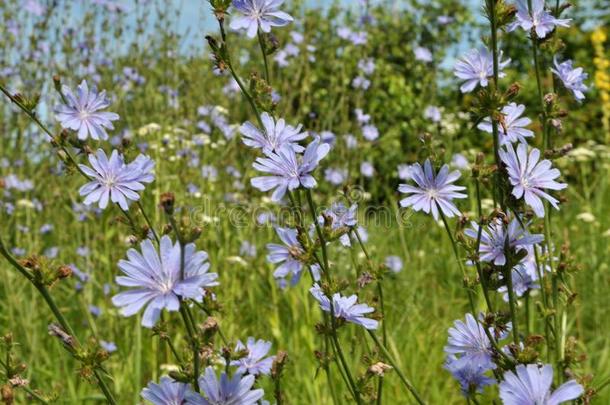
(437, 208, 467, 278)
(193, 301, 230, 347)
(216, 19, 265, 128)
(0, 83, 87, 178)
(165, 335, 183, 364)
(352, 228, 387, 404)
(545, 209, 563, 377)
(488, 0, 504, 207)
(503, 261, 521, 345)
(93, 369, 118, 405)
(305, 189, 329, 275)
(137, 200, 160, 244)
(285, 192, 340, 405)
(525, 0, 562, 376)
(368, 331, 426, 405)
(169, 210, 200, 390)
(303, 191, 360, 402)
(474, 179, 494, 313)
(257, 29, 270, 85)
(21, 385, 50, 404)
(330, 330, 362, 404)
(0, 238, 118, 404)
(35, 284, 77, 339)
(179, 306, 199, 392)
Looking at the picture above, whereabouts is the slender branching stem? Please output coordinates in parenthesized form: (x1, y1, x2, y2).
(0, 83, 87, 178)
(257, 29, 271, 85)
(474, 178, 494, 313)
(137, 200, 160, 244)
(368, 331, 426, 405)
(488, 0, 504, 207)
(216, 19, 265, 129)
(524, 0, 563, 375)
(0, 237, 117, 404)
(352, 228, 387, 404)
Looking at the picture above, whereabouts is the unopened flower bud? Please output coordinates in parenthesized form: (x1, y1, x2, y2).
(265, 33, 280, 55)
(271, 350, 288, 379)
(53, 74, 62, 92)
(187, 226, 203, 242)
(168, 370, 191, 384)
(544, 93, 557, 105)
(160, 192, 175, 215)
(8, 376, 27, 387)
(1, 333, 13, 345)
(201, 317, 219, 333)
(56, 265, 73, 279)
(369, 362, 392, 376)
(506, 82, 521, 98)
(48, 323, 76, 350)
(1, 384, 13, 404)
(550, 118, 562, 130)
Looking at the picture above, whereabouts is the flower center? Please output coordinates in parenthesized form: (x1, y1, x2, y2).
(520, 176, 531, 189)
(158, 278, 174, 294)
(426, 188, 439, 200)
(103, 175, 117, 188)
(78, 109, 91, 120)
(288, 245, 302, 259)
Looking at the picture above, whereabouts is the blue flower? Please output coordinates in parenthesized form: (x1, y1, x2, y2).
(498, 267, 539, 301)
(362, 124, 379, 141)
(414, 46, 433, 63)
(424, 106, 442, 123)
(454, 48, 510, 93)
(451, 153, 470, 171)
(360, 161, 374, 177)
(445, 313, 495, 370)
(499, 143, 567, 217)
(310, 284, 378, 330)
(499, 364, 583, 404)
(266, 227, 307, 285)
(324, 203, 358, 230)
(54, 80, 119, 140)
(357, 58, 376, 75)
(498, 244, 550, 301)
(508, 0, 570, 39)
(100, 340, 117, 353)
(352, 75, 371, 90)
(445, 355, 496, 397)
(397, 164, 415, 180)
(398, 159, 467, 220)
(384, 255, 403, 273)
(78, 149, 155, 210)
(141, 376, 194, 405)
(354, 108, 370, 124)
(239, 112, 307, 155)
(477, 103, 534, 145)
(251, 137, 329, 201)
(324, 167, 348, 186)
(230, 337, 276, 376)
(464, 216, 544, 266)
(321, 203, 357, 247)
(186, 367, 264, 405)
(112, 236, 219, 328)
(239, 241, 257, 258)
(230, 0, 293, 39)
(25, 0, 46, 16)
(551, 57, 588, 101)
